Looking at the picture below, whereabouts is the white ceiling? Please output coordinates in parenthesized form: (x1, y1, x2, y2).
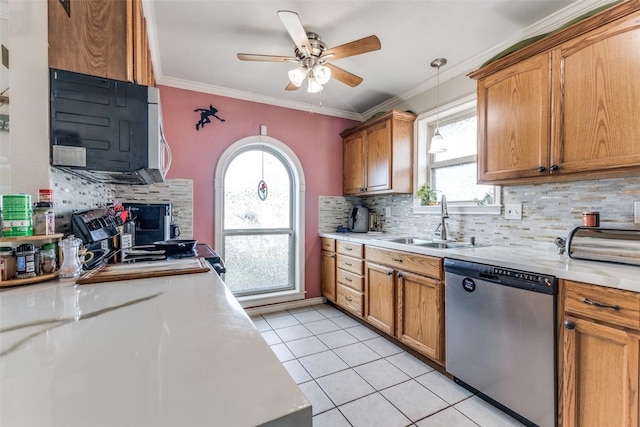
(144, 0, 612, 120)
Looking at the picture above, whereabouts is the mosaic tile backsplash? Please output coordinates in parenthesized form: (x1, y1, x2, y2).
(49, 168, 193, 238)
(320, 176, 640, 252)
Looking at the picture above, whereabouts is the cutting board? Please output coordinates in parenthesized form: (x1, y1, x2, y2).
(76, 257, 211, 285)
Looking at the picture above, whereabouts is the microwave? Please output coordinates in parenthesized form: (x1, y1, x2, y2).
(49, 68, 171, 185)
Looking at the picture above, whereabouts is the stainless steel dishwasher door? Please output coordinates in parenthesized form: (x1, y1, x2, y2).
(445, 259, 557, 427)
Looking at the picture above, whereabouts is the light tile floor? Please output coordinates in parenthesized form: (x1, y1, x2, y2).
(251, 304, 527, 427)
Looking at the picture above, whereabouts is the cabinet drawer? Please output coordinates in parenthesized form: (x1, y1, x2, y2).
(564, 280, 640, 330)
(336, 254, 363, 275)
(321, 238, 336, 252)
(337, 269, 364, 292)
(337, 241, 364, 257)
(365, 246, 443, 280)
(337, 284, 363, 317)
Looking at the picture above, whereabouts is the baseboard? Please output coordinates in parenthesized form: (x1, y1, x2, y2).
(244, 297, 327, 316)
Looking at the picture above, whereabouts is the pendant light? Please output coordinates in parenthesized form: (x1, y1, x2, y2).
(429, 58, 447, 154)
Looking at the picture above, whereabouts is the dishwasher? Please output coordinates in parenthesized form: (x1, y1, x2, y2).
(444, 258, 557, 427)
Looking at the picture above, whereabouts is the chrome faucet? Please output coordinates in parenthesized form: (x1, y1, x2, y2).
(435, 194, 449, 241)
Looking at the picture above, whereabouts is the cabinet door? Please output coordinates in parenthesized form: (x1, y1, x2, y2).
(477, 52, 551, 183)
(562, 316, 640, 427)
(49, 0, 128, 81)
(396, 271, 444, 364)
(364, 262, 395, 335)
(365, 120, 392, 193)
(343, 132, 366, 195)
(552, 13, 640, 175)
(321, 250, 336, 302)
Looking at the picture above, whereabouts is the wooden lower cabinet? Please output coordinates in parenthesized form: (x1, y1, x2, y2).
(320, 238, 337, 302)
(364, 262, 396, 335)
(363, 246, 445, 365)
(397, 271, 444, 365)
(561, 280, 640, 427)
(321, 249, 336, 302)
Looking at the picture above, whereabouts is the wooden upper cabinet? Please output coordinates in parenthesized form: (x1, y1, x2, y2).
(471, 3, 640, 185)
(477, 53, 551, 183)
(552, 12, 640, 175)
(343, 131, 366, 195)
(49, 0, 155, 86)
(341, 110, 416, 196)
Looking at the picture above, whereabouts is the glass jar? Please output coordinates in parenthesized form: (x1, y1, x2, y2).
(15, 244, 36, 279)
(0, 247, 16, 281)
(39, 243, 57, 275)
(33, 202, 55, 235)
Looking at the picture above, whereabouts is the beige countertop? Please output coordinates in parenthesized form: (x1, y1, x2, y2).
(320, 232, 640, 293)
(0, 270, 311, 427)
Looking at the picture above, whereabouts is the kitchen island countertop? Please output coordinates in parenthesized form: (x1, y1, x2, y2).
(320, 232, 640, 293)
(0, 270, 311, 427)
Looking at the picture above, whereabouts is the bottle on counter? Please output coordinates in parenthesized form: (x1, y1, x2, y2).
(32, 202, 55, 235)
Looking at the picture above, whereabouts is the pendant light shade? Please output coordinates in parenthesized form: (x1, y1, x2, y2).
(428, 58, 448, 154)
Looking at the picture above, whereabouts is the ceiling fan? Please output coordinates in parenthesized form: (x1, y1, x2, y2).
(237, 10, 381, 93)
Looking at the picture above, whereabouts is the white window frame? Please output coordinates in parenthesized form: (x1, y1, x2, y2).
(215, 136, 306, 308)
(414, 95, 501, 215)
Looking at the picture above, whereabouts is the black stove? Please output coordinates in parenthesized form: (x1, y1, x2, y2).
(109, 244, 225, 275)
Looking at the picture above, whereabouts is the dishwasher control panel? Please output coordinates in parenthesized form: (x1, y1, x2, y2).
(444, 258, 557, 295)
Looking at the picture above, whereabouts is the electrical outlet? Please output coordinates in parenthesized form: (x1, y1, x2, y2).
(505, 203, 522, 220)
(635, 201, 640, 224)
(385, 207, 392, 218)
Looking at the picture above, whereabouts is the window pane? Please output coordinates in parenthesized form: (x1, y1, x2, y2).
(224, 234, 292, 294)
(432, 162, 494, 203)
(224, 150, 291, 229)
(432, 115, 476, 162)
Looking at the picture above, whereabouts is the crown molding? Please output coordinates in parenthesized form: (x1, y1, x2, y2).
(157, 75, 364, 121)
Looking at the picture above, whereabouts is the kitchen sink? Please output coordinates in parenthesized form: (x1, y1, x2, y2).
(377, 237, 432, 245)
(412, 241, 474, 249)
(376, 236, 483, 249)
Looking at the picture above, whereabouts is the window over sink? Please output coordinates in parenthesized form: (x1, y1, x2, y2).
(415, 96, 500, 214)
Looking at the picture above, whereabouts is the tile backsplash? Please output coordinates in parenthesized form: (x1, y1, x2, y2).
(49, 168, 193, 238)
(320, 176, 640, 252)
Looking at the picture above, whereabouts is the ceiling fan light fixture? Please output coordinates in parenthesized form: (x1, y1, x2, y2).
(313, 64, 331, 85)
(288, 66, 307, 87)
(307, 76, 323, 93)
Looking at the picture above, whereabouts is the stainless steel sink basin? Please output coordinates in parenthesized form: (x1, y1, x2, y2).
(377, 237, 431, 245)
(412, 241, 474, 249)
(376, 236, 484, 249)
(377, 237, 432, 245)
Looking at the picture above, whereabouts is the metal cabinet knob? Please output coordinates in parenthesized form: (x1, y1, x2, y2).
(564, 320, 576, 330)
(538, 166, 546, 173)
(550, 165, 559, 172)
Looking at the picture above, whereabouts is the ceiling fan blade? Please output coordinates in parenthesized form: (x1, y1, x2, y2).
(277, 10, 311, 55)
(237, 53, 296, 62)
(285, 81, 300, 91)
(326, 63, 363, 87)
(323, 35, 381, 61)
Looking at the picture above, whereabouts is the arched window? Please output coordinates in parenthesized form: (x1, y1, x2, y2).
(215, 136, 306, 308)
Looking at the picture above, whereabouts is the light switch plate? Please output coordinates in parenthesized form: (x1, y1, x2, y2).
(385, 207, 392, 218)
(505, 203, 522, 220)
(635, 201, 640, 224)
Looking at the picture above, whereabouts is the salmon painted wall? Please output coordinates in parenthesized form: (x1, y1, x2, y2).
(159, 85, 358, 298)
